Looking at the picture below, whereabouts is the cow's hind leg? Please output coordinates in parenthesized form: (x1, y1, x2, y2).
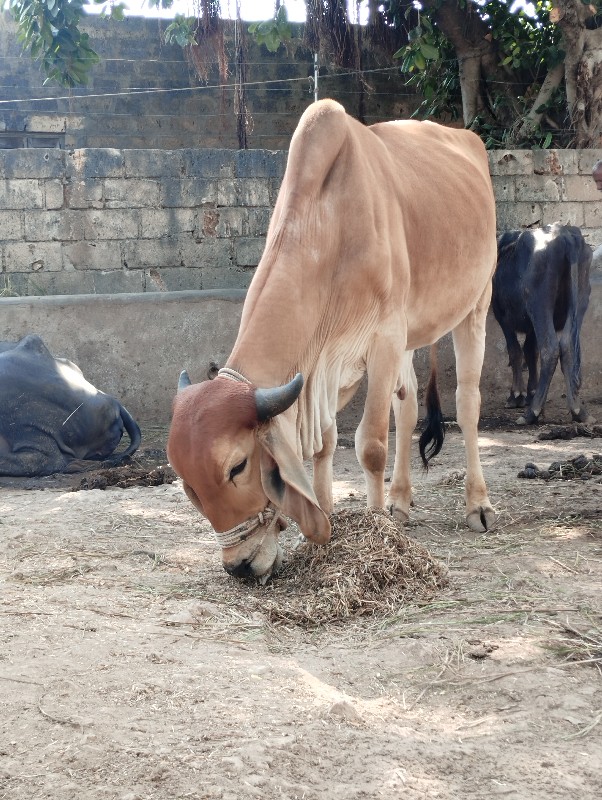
(518, 319, 558, 424)
(452, 289, 495, 532)
(558, 328, 594, 424)
(523, 330, 539, 402)
(388, 351, 418, 523)
(501, 327, 527, 408)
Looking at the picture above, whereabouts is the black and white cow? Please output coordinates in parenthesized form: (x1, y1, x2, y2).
(492, 223, 593, 425)
(0, 334, 141, 476)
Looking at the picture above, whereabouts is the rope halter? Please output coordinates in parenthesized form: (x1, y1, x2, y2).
(213, 367, 288, 549)
(213, 502, 285, 549)
(218, 367, 251, 384)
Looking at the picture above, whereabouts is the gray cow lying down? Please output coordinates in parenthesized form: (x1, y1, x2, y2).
(0, 334, 141, 477)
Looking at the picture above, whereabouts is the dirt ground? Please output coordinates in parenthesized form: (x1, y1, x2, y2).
(1, 402, 601, 800)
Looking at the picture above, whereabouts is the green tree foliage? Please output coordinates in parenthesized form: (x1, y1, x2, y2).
(391, 0, 566, 147)
(1, 0, 102, 86)
(248, 5, 292, 53)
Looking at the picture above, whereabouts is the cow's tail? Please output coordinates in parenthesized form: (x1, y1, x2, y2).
(567, 233, 587, 397)
(112, 405, 142, 463)
(418, 345, 446, 469)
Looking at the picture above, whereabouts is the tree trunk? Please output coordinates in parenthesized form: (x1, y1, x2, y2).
(554, 0, 602, 147)
(422, 0, 520, 128)
(516, 63, 565, 141)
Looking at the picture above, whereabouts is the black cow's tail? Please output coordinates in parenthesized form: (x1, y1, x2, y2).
(418, 345, 446, 470)
(110, 405, 142, 464)
(567, 233, 587, 397)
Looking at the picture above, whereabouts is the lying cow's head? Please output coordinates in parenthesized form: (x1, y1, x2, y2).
(167, 370, 330, 580)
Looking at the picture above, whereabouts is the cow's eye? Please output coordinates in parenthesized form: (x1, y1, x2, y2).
(229, 458, 247, 482)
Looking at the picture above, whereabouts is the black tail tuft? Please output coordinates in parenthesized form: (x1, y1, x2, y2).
(418, 368, 446, 470)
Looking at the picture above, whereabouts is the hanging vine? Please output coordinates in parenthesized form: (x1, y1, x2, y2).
(234, 4, 251, 149)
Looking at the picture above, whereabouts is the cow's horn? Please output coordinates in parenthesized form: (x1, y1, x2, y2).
(178, 370, 192, 392)
(255, 373, 304, 422)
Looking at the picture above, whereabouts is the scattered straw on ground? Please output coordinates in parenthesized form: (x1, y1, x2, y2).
(546, 618, 602, 673)
(251, 507, 448, 627)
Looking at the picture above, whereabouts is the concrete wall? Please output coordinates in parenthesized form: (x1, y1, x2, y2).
(0, 291, 244, 422)
(2, 145, 602, 297)
(0, 147, 286, 296)
(0, 13, 417, 151)
(1, 283, 601, 429)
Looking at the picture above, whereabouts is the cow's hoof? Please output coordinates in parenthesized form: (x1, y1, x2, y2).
(516, 408, 539, 425)
(572, 408, 596, 425)
(466, 507, 495, 533)
(388, 504, 410, 525)
(505, 393, 527, 409)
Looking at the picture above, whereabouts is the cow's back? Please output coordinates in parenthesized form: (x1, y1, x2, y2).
(366, 119, 496, 347)
(233, 102, 496, 376)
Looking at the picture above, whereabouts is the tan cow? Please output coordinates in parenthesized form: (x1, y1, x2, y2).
(167, 99, 497, 580)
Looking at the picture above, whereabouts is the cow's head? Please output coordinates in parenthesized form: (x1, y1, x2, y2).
(167, 371, 330, 580)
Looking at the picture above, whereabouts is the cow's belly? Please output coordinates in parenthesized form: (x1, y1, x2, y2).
(405, 274, 493, 349)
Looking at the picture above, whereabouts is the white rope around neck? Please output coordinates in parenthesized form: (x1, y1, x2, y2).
(214, 503, 283, 549)
(217, 367, 251, 384)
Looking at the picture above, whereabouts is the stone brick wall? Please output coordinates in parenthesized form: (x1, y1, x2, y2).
(0, 146, 286, 295)
(0, 13, 417, 151)
(490, 148, 602, 249)
(1, 144, 602, 297)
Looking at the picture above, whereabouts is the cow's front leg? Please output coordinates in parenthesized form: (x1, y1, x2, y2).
(355, 338, 400, 509)
(312, 420, 337, 515)
(388, 351, 417, 523)
(452, 289, 495, 532)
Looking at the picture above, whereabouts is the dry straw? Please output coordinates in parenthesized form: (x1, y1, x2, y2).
(253, 507, 448, 627)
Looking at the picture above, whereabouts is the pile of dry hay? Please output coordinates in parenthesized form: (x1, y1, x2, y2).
(253, 507, 448, 627)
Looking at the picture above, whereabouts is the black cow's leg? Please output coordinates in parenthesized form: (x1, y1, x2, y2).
(519, 322, 558, 424)
(523, 331, 539, 402)
(501, 327, 526, 407)
(0, 447, 65, 477)
(558, 327, 594, 423)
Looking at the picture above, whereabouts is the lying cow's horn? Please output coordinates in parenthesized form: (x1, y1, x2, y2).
(255, 373, 304, 422)
(178, 370, 192, 392)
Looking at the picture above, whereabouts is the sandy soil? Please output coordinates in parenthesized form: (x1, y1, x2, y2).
(1, 410, 601, 800)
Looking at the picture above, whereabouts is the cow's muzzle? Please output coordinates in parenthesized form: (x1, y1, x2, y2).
(217, 504, 286, 583)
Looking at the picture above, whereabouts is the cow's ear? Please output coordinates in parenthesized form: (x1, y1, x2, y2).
(257, 420, 331, 545)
